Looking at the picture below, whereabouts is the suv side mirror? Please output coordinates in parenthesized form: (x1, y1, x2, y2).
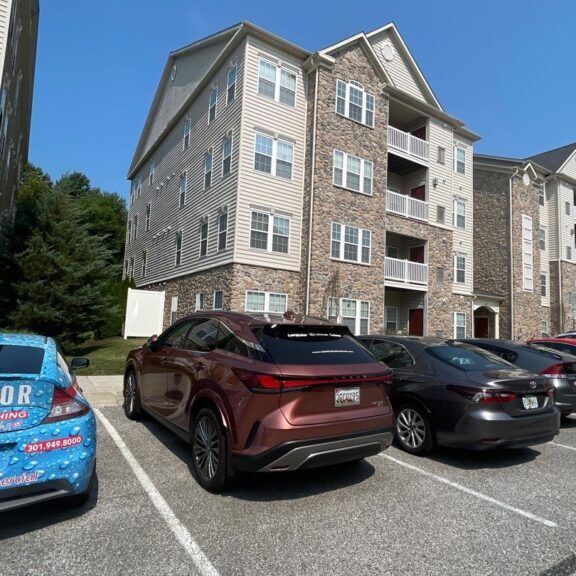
(148, 335, 159, 351)
(71, 357, 90, 370)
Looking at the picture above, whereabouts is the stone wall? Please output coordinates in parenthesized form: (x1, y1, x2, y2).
(558, 261, 576, 333)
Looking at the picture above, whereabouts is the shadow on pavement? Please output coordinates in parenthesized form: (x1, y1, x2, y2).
(426, 446, 541, 470)
(0, 473, 100, 541)
(561, 415, 576, 428)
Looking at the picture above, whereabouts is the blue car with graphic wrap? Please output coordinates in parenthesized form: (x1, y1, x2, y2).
(0, 334, 96, 512)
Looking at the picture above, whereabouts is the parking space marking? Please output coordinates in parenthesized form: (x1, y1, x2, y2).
(95, 409, 219, 576)
(381, 454, 558, 528)
(548, 441, 576, 452)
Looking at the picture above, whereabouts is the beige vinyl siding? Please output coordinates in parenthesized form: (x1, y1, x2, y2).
(559, 150, 576, 180)
(539, 182, 551, 303)
(451, 136, 474, 295)
(384, 290, 426, 334)
(234, 36, 306, 272)
(428, 119, 455, 228)
(547, 181, 559, 261)
(141, 39, 230, 162)
(368, 30, 427, 104)
(559, 180, 575, 263)
(124, 41, 246, 287)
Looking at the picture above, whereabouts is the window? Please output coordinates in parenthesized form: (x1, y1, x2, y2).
(336, 80, 374, 127)
(195, 293, 204, 311)
(129, 256, 135, 279)
(145, 203, 151, 231)
(566, 201, 571, 216)
(149, 161, 155, 186)
(183, 116, 191, 150)
(437, 146, 446, 165)
(127, 220, 132, 243)
(213, 290, 223, 310)
(385, 307, 398, 333)
(208, 86, 217, 123)
(454, 146, 466, 175)
(541, 320, 549, 337)
(222, 134, 232, 176)
(333, 150, 373, 195)
(331, 222, 371, 264)
(159, 320, 194, 348)
(199, 220, 208, 257)
(184, 319, 219, 353)
(133, 214, 139, 240)
(455, 255, 466, 284)
(454, 312, 466, 339)
(541, 273, 547, 298)
(567, 246, 573, 261)
(453, 197, 466, 229)
(142, 250, 147, 278)
(254, 133, 293, 179)
(175, 231, 183, 266)
(227, 65, 237, 104)
(171, 297, 178, 324)
(539, 228, 546, 251)
(258, 59, 297, 107)
(522, 215, 533, 290)
(218, 211, 228, 251)
(250, 211, 290, 254)
(328, 298, 370, 335)
(386, 245, 399, 259)
(136, 177, 142, 199)
(204, 150, 213, 188)
(179, 172, 186, 208)
(539, 188, 545, 207)
(370, 341, 414, 368)
(245, 291, 288, 313)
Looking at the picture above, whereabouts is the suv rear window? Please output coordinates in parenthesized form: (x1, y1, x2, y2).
(427, 343, 512, 372)
(254, 325, 376, 365)
(0, 345, 45, 374)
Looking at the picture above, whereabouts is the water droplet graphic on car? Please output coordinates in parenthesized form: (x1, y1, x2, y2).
(9, 457, 19, 465)
(59, 460, 70, 470)
(84, 438, 92, 447)
(79, 452, 88, 460)
(69, 472, 79, 484)
(70, 426, 81, 436)
(23, 461, 38, 470)
(51, 428, 61, 436)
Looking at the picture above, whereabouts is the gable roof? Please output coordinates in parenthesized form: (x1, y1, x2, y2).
(527, 143, 576, 174)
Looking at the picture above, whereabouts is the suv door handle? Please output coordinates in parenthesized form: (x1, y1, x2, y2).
(192, 361, 205, 371)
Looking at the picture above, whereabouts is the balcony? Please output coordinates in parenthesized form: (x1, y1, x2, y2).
(385, 257, 428, 286)
(386, 190, 429, 222)
(388, 126, 429, 163)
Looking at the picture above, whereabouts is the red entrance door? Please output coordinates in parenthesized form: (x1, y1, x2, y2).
(475, 317, 489, 338)
(410, 185, 426, 201)
(409, 309, 424, 336)
(409, 245, 425, 263)
(411, 126, 426, 140)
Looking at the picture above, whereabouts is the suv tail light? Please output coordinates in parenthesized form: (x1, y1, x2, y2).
(232, 368, 392, 392)
(447, 385, 516, 404)
(44, 387, 90, 423)
(539, 363, 566, 378)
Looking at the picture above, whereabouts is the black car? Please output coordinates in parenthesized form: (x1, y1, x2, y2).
(461, 339, 576, 420)
(358, 336, 560, 455)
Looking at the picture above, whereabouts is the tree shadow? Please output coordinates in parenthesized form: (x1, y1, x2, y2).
(0, 472, 100, 540)
(426, 446, 541, 470)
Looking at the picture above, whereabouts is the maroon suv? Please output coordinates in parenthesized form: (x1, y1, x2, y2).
(123, 311, 395, 491)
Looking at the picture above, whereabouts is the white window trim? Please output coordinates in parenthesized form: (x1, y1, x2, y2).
(335, 79, 375, 128)
(522, 214, 533, 291)
(149, 161, 155, 186)
(250, 210, 291, 254)
(183, 116, 191, 151)
(179, 172, 187, 208)
(454, 254, 466, 284)
(539, 227, 546, 251)
(453, 197, 466, 229)
(227, 65, 237, 105)
(328, 297, 370, 335)
(204, 149, 213, 189)
(213, 290, 224, 310)
(199, 219, 209, 258)
(208, 86, 218, 124)
(218, 210, 228, 252)
(541, 273, 548, 298)
(175, 230, 183, 267)
(253, 132, 294, 180)
(195, 292, 204, 312)
(453, 312, 467, 338)
(331, 222, 372, 265)
(385, 306, 398, 331)
(541, 320, 549, 337)
(245, 290, 288, 313)
(333, 149, 373, 196)
(454, 145, 466, 175)
(142, 250, 147, 278)
(133, 214, 139, 240)
(222, 134, 233, 177)
(257, 58, 297, 107)
(145, 203, 151, 232)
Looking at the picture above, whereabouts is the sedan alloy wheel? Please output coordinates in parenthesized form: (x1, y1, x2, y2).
(395, 404, 435, 455)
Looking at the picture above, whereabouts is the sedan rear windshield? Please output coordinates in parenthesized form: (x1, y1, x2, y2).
(253, 325, 376, 365)
(427, 343, 513, 372)
(0, 345, 45, 374)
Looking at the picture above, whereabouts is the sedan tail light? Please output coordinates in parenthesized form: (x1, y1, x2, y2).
(447, 385, 516, 404)
(44, 387, 90, 423)
(539, 363, 566, 378)
(232, 368, 392, 392)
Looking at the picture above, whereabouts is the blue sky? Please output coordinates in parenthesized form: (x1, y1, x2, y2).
(30, 0, 576, 199)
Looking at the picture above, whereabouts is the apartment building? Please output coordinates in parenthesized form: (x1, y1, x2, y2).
(125, 21, 479, 337)
(0, 0, 40, 222)
(474, 143, 576, 338)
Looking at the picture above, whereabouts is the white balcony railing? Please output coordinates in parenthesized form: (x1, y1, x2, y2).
(386, 190, 429, 221)
(385, 257, 428, 285)
(388, 126, 429, 162)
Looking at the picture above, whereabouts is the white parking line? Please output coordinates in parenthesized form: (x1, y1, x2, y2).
(549, 441, 576, 452)
(95, 409, 219, 576)
(381, 453, 558, 528)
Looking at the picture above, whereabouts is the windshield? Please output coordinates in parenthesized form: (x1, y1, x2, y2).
(427, 343, 515, 372)
(0, 345, 45, 374)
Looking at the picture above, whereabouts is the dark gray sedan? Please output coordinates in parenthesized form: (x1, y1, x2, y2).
(358, 336, 560, 455)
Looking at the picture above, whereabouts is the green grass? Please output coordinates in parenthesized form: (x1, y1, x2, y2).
(68, 337, 148, 376)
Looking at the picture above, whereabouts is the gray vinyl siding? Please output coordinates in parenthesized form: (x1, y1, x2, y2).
(140, 39, 230, 163)
(369, 30, 428, 104)
(559, 151, 576, 180)
(125, 41, 246, 287)
(234, 35, 307, 272)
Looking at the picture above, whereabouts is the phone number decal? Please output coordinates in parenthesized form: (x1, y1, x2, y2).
(25, 435, 84, 454)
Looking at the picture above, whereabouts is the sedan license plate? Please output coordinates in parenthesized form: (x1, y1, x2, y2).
(522, 396, 538, 410)
(335, 387, 360, 408)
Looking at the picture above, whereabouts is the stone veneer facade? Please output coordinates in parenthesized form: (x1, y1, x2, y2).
(551, 262, 576, 334)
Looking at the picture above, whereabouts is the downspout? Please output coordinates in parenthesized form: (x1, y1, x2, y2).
(509, 173, 515, 339)
(305, 61, 319, 315)
(556, 178, 563, 332)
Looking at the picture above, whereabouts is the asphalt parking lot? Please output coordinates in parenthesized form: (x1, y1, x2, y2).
(1, 408, 576, 576)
